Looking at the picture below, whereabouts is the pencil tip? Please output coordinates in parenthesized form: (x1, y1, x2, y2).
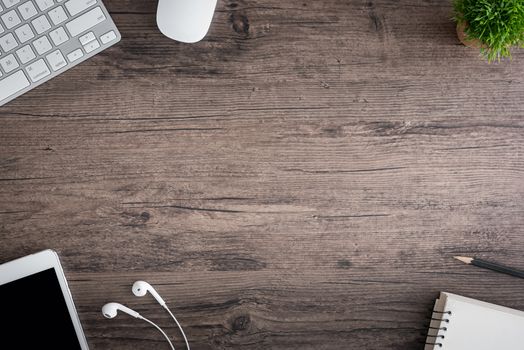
(454, 256, 473, 264)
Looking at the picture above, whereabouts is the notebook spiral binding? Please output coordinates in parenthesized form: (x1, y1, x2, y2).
(425, 310, 452, 348)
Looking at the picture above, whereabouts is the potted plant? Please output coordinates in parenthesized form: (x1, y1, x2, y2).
(453, 0, 524, 62)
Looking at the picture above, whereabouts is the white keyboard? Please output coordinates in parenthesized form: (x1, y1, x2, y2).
(0, 0, 120, 106)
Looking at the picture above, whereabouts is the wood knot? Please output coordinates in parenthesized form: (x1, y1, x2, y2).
(120, 211, 151, 227)
(337, 259, 352, 269)
(232, 315, 250, 331)
(230, 12, 250, 36)
(140, 212, 150, 221)
(368, 12, 383, 32)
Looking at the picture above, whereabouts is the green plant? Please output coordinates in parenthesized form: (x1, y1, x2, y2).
(453, 0, 524, 62)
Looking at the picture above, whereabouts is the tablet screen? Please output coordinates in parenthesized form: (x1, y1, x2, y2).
(0, 267, 82, 348)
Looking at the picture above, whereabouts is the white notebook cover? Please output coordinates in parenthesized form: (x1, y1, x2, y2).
(425, 292, 524, 349)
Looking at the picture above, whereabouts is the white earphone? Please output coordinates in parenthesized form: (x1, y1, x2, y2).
(102, 302, 140, 319)
(132, 280, 166, 305)
(132, 281, 190, 350)
(102, 281, 190, 350)
(102, 301, 175, 349)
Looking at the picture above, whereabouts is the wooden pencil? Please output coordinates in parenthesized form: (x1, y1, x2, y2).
(454, 256, 524, 279)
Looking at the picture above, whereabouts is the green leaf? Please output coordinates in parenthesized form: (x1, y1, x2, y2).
(454, 0, 524, 62)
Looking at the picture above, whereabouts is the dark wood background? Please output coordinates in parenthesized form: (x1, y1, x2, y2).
(1, 0, 523, 349)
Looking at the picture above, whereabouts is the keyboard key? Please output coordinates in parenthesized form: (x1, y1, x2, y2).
(100, 30, 115, 44)
(14, 23, 34, 43)
(78, 31, 94, 45)
(65, 0, 96, 16)
(83, 37, 98, 53)
(32, 35, 51, 54)
(0, 53, 19, 73)
(34, 0, 52, 11)
(48, 5, 67, 25)
(0, 23, 4, 35)
(31, 14, 51, 34)
(18, 1, 38, 20)
(46, 49, 66, 71)
(25, 58, 49, 81)
(2, 0, 20, 8)
(0, 70, 30, 102)
(1, 9, 21, 29)
(66, 48, 82, 62)
(65, 6, 104, 37)
(49, 26, 68, 45)
(0, 33, 18, 52)
(16, 44, 35, 63)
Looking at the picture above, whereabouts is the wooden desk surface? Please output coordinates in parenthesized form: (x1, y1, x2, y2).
(1, 0, 523, 349)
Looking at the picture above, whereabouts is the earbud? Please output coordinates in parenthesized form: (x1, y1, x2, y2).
(132, 281, 166, 307)
(102, 301, 175, 350)
(103, 282, 188, 350)
(102, 302, 141, 319)
(133, 281, 190, 349)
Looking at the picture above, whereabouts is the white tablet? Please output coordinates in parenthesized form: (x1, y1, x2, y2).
(0, 250, 89, 349)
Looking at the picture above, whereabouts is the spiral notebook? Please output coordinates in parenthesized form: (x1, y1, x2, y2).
(425, 292, 524, 349)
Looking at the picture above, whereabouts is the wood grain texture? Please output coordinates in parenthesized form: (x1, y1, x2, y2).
(1, 0, 524, 349)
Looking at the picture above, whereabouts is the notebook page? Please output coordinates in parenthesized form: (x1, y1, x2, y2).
(438, 292, 524, 350)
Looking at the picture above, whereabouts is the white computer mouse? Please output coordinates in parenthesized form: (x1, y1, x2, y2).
(157, 0, 218, 43)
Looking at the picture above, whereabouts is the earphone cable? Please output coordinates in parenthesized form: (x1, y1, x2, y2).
(140, 315, 176, 350)
(163, 305, 191, 350)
